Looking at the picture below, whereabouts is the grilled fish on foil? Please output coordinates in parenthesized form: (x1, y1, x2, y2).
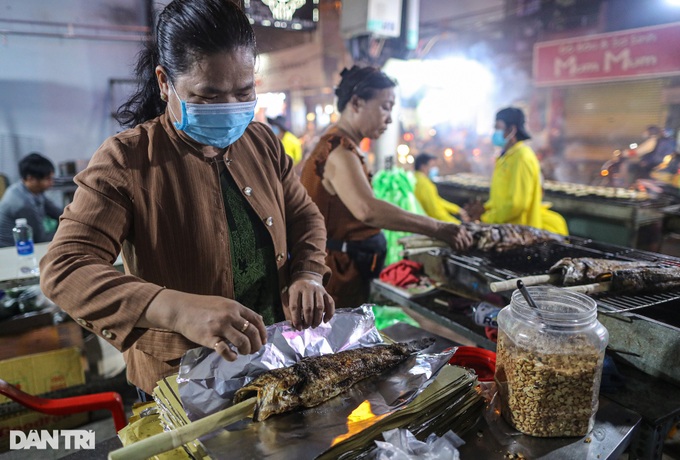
(233, 338, 434, 422)
(549, 257, 659, 286)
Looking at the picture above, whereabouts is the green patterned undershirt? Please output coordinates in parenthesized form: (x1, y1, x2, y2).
(220, 168, 282, 325)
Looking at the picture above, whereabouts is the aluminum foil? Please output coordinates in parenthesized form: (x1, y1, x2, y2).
(177, 305, 452, 423)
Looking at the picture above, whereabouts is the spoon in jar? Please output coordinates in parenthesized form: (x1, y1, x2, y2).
(517, 280, 545, 322)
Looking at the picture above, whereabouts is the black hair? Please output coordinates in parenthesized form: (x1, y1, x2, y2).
(19, 153, 54, 180)
(496, 107, 531, 141)
(115, 0, 257, 128)
(335, 65, 396, 112)
(415, 153, 436, 172)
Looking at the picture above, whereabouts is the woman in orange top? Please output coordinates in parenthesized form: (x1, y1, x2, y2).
(300, 66, 472, 308)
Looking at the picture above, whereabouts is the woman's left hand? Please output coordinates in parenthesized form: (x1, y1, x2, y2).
(285, 273, 335, 330)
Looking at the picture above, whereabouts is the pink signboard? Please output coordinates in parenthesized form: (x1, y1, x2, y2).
(533, 22, 680, 86)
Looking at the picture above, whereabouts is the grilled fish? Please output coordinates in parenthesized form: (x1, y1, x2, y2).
(233, 338, 434, 421)
(610, 267, 680, 294)
(463, 223, 564, 252)
(549, 257, 659, 286)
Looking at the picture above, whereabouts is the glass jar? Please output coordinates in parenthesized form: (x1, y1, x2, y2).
(494, 287, 608, 437)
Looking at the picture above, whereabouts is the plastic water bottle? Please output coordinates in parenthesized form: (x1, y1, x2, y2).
(471, 302, 501, 328)
(12, 218, 39, 277)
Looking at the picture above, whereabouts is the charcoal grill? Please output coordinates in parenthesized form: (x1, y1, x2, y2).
(435, 236, 680, 387)
(395, 234, 680, 460)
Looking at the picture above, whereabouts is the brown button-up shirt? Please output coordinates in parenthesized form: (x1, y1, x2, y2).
(40, 112, 330, 393)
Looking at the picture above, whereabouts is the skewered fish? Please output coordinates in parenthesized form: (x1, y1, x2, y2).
(549, 257, 659, 286)
(463, 223, 564, 252)
(233, 338, 434, 422)
(609, 267, 680, 294)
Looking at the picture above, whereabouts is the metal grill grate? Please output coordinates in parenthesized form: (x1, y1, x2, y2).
(596, 291, 680, 313)
(444, 237, 680, 322)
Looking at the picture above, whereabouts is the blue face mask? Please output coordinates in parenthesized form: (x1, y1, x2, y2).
(169, 82, 256, 148)
(428, 166, 439, 180)
(492, 129, 507, 148)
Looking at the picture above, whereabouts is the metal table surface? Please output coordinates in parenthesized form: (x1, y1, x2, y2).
(459, 396, 640, 460)
(371, 280, 498, 351)
(380, 321, 641, 459)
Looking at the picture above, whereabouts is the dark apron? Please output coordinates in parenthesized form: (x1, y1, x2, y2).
(327, 232, 388, 280)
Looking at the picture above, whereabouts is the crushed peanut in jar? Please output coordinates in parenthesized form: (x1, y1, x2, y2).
(495, 329, 604, 437)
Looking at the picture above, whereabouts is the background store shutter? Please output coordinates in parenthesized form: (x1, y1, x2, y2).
(562, 79, 668, 161)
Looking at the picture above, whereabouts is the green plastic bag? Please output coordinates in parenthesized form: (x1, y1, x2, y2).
(372, 305, 420, 330)
(372, 168, 425, 266)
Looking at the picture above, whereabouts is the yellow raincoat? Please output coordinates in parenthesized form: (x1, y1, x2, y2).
(281, 131, 302, 165)
(414, 171, 462, 224)
(481, 141, 568, 235)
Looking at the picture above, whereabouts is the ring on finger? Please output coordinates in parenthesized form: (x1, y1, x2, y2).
(240, 320, 250, 333)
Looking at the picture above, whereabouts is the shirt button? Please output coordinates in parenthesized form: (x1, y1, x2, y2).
(276, 253, 285, 262)
(101, 329, 115, 340)
(243, 187, 252, 196)
(75, 318, 91, 328)
(265, 217, 274, 227)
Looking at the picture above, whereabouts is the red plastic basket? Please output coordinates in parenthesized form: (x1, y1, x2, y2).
(448, 346, 497, 382)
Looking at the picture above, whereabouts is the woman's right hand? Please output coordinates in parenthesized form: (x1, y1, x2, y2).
(140, 289, 268, 361)
(434, 222, 474, 251)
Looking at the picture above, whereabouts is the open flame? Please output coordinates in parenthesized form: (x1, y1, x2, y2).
(330, 400, 388, 446)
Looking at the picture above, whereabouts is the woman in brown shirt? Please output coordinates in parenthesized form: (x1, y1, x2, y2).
(300, 66, 472, 308)
(39, 0, 333, 395)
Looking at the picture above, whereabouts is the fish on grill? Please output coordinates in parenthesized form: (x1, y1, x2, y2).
(232, 338, 434, 422)
(549, 257, 660, 286)
(609, 267, 680, 294)
(463, 223, 564, 252)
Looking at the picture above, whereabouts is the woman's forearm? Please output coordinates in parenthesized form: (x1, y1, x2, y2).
(360, 197, 445, 238)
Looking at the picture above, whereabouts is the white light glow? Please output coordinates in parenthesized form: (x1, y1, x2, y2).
(667, 0, 680, 6)
(406, 155, 414, 164)
(256, 92, 286, 116)
(324, 104, 335, 114)
(397, 144, 410, 156)
(316, 104, 330, 127)
(384, 57, 496, 135)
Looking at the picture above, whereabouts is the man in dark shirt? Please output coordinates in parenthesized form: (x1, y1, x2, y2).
(0, 153, 62, 247)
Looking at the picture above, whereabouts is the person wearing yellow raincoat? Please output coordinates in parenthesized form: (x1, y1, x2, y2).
(481, 107, 568, 236)
(268, 115, 303, 165)
(414, 153, 468, 224)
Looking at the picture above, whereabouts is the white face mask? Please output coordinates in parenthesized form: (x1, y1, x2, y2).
(428, 166, 440, 180)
